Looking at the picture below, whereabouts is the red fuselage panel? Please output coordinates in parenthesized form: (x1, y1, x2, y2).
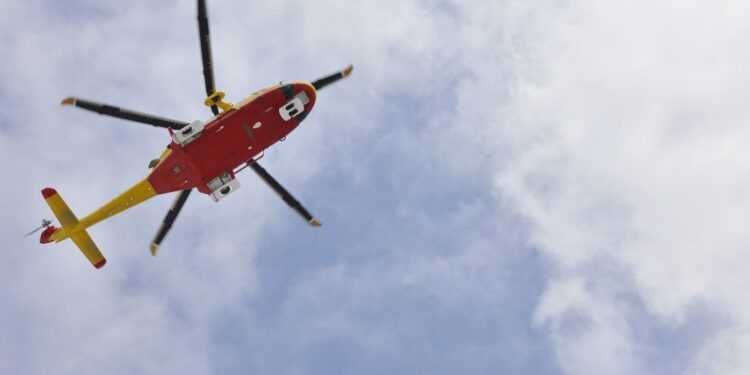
(148, 82, 317, 194)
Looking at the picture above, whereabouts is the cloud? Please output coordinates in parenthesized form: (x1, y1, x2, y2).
(534, 277, 644, 375)
(496, 0, 750, 373)
(4, 0, 747, 374)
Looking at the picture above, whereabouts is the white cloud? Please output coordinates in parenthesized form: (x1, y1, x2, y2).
(496, 0, 750, 373)
(690, 324, 750, 375)
(534, 277, 644, 375)
(5, 0, 748, 373)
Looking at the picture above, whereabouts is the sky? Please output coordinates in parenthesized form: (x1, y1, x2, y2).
(1, 0, 750, 374)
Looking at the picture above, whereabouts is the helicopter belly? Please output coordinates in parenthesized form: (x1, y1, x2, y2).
(186, 84, 316, 186)
(145, 82, 316, 196)
(147, 146, 204, 194)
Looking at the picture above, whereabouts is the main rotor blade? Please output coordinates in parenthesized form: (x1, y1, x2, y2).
(311, 64, 354, 91)
(61, 97, 189, 130)
(248, 161, 322, 227)
(197, 0, 219, 115)
(150, 189, 192, 256)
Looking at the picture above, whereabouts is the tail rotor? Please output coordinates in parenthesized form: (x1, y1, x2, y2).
(24, 219, 53, 238)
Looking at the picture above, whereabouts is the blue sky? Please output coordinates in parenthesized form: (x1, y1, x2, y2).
(2, 0, 750, 374)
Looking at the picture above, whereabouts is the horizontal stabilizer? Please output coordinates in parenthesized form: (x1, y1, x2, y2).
(42, 188, 78, 228)
(70, 230, 107, 269)
(41, 188, 107, 269)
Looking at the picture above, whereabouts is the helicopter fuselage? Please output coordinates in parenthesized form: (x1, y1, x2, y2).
(40, 81, 318, 248)
(38, 0, 351, 269)
(149, 81, 317, 197)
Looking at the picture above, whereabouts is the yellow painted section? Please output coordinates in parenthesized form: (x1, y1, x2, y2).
(158, 146, 172, 161)
(52, 178, 158, 241)
(234, 86, 274, 108)
(342, 64, 354, 77)
(151, 147, 172, 168)
(204, 91, 235, 112)
(44, 193, 79, 230)
(70, 230, 106, 268)
(309, 219, 322, 227)
(43, 190, 106, 268)
(150, 243, 159, 256)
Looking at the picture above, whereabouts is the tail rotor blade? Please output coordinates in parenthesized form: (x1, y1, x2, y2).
(61, 97, 189, 130)
(248, 161, 322, 227)
(151, 189, 192, 256)
(24, 219, 53, 238)
(197, 0, 219, 115)
(311, 64, 353, 91)
(24, 226, 45, 238)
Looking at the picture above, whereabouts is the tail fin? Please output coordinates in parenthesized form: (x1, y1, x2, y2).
(41, 188, 107, 269)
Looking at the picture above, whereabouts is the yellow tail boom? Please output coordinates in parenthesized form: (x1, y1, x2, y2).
(40, 178, 157, 269)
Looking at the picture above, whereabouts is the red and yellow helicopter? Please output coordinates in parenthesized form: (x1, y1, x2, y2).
(32, 0, 352, 269)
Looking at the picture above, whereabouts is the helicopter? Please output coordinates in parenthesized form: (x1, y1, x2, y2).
(36, 0, 352, 269)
